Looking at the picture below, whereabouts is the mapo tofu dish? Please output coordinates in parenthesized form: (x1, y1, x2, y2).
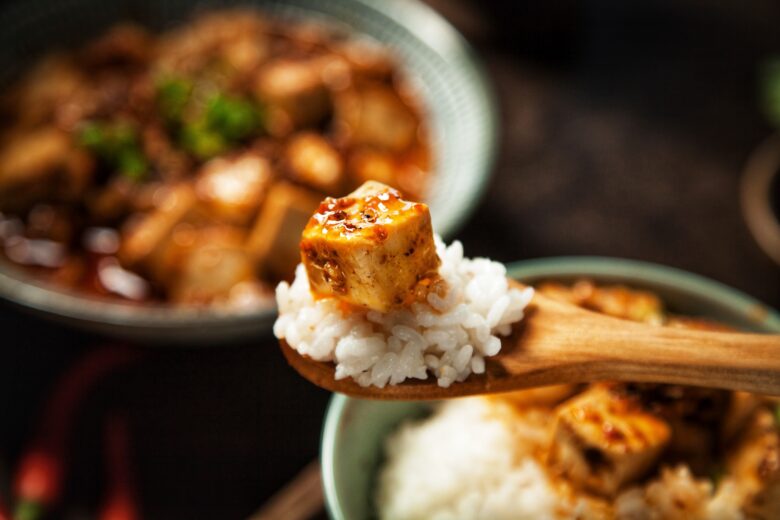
(377, 281, 780, 519)
(0, 10, 431, 307)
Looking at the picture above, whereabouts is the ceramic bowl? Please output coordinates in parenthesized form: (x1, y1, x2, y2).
(0, 0, 497, 344)
(321, 256, 780, 519)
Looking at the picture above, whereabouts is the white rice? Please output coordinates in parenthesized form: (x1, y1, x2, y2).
(273, 236, 533, 388)
(376, 398, 558, 520)
(378, 398, 747, 520)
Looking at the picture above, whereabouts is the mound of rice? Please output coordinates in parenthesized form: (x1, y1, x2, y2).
(274, 236, 533, 388)
(376, 398, 558, 520)
(378, 399, 746, 520)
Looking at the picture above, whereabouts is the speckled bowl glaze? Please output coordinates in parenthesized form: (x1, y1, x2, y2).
(0, 0, 497, 344)
(321, 256, 780, 520)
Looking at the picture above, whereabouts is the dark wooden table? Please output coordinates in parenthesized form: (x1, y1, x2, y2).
(1, 1, 779, 519)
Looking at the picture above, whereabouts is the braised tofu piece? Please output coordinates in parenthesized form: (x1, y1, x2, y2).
(284, 133, 344, 194)
(300, 181, 440, 312)
(81, 23, 153, 68)
(495, 385, 578, 410)
(725, 408, 780, 518)
(0, 128, 93, 211)
(247, 181, 321, 281)
(195, 152, 272, 224)
(347, 148, 397, 187)
(335, 84, 418, 153)
(722, 391, 765, 443)
(333, 39, 394, 80)
(616, 383, 730, 474)
(119, 183, 197, 267)
(537, 280, 666, 325)
(666, 315, 736, 332)
(254, 59, 330, 135)
(156, 10, 269, 77)
(549, 385, 671, 497)
(615, 465, 712, 520)
(169, 226, 256, 305)
(9, 55, 85, 128)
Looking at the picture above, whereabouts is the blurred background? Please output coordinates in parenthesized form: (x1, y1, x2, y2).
(1, 0, 779, 518)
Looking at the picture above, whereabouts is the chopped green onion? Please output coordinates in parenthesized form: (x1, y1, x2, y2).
(77, 120, 148, 181)
(180, 122, 228, 160)
(155, 74, 264, 160)
(78, 121, 105, 150)
(761, 58, 780, 128)
(205, 93, 262, 141)
(156, 77, 193, 123)
(117, 148, 148, 181)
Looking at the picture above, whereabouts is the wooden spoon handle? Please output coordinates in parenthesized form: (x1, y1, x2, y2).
(514, 292, 780, 394)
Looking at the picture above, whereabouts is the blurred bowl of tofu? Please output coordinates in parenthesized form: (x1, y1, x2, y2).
(322, 257, 780, 520)
(0, 0, 497, 343)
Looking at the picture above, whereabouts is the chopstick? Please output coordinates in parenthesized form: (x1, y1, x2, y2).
(248, 460, 324, 520)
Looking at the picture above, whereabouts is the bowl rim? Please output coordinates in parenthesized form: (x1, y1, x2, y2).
(320, 255, 780, 520)
(741, 133, 780, 265)
(0, 0, 497, 336)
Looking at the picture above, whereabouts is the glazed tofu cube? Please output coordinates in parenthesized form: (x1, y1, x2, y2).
(725, 408, 780, 518)
(169, 226, 255, 305)
(335, 84, 418, 153)
(254, 59, 330, 135)
(721, 391, 764, 443)
(495, 385, 578, 410)
(549, 385, 671, 497)
(195, 152, 272, 225)
(617, 383, 730, 475)
(300, 181, 440, 312)
(538, 280, 666, 325)
(247, 181, 321, 281)
(0, 128, 93, 211)
(284, 133, 344, 194)
(347, 148, 397, 187)
(119, 183, 197, 267)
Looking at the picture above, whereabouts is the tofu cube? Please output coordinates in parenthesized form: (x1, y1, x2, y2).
(0, 128, 93, 211)
(300, 181, 440, 312)
(284, 133, 344, 194)
(170, 226, 255, 305)
(549, 385, 671, 497)
(119, 183, 197, 267)
(334, 84, 418, 153)
(347, 148, 397, 187)
(254, 59, 330, 136)
(195, 152, 272, 225)
(725, 408, 780, 518)
(246, 181, 321, 281)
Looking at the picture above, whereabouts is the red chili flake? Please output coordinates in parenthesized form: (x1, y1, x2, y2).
(374, 226, 388, 241)
(602, 422, 625, 442)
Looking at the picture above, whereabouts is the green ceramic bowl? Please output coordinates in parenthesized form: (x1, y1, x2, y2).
(321, 256, 780, 520)
(0, 0, 497, 344)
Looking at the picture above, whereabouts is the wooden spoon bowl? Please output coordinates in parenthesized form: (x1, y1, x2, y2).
(280, 281, 780, 400)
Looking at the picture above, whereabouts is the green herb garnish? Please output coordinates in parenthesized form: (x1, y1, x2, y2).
(154, 75, 264, 160)
(205, 92, 263, 141)
(761, 58, 780, 128)
(180, 121, 228, 160)
(156, 77, 194, 123)
(78, 120, 148, 181)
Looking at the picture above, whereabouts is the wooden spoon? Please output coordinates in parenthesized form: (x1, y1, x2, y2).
(280, 281, 780, 400)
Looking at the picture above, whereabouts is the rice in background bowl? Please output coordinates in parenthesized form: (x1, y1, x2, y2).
(321, 257, 780, 520)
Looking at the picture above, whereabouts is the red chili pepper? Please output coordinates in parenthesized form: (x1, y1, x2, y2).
(13, 347, 142, 520)
(98, 414, 139, 520)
